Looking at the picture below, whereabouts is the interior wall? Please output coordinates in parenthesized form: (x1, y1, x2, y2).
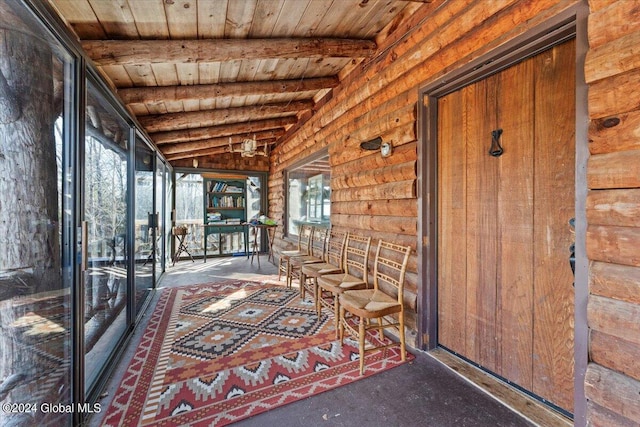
(583, 0, 640, 425)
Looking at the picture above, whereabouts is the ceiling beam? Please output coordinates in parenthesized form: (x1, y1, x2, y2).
(81, 38, 377, 66)
(118, 76, 338, 105)
(161, 130, 282, 156)
(151, 116, 296, 144)
(138, 100, 313, 133)
(165, 139, 276, 161)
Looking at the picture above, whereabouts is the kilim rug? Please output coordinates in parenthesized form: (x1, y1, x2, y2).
(102, 279, 412, 426)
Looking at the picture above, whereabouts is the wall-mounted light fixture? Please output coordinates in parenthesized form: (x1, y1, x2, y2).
(360, 136, 382, 150)
(192, 158, 198, 168)
(360, 136, 392, 158)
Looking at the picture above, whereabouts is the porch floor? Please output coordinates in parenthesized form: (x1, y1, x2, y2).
(88, 256, 564, 427)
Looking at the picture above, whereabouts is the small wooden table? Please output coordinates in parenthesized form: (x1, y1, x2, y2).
(172, 227, 194, 265)
(248, 223, 277, 267)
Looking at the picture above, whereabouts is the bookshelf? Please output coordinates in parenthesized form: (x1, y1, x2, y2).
(203, 176, 248, 259)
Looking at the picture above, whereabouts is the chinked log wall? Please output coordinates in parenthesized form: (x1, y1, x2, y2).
(584, 0, 640, 425)
(270, 0, 582, 347)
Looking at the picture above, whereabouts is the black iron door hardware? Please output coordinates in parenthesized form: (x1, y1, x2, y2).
(489, 129, 504, 157)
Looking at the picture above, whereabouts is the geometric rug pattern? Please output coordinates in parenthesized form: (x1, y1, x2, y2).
(102, 279, 412, 426)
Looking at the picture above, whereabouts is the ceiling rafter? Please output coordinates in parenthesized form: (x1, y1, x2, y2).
(161, 130, 284, 156)
(81, 38, 378, 66)
(164, 140, 276, 161)
(118, 76, 338, 105)
(138, 100, 314, 133)
(151, 116, 297, 145)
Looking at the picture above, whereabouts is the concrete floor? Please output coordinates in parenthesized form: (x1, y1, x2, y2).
(88, 255, 536, 427)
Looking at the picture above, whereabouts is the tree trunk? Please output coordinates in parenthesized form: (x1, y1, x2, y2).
(0, 4, 64, 422)
(0, 26, 60, 292)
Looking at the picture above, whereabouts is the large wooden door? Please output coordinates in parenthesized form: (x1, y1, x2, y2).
(437, 39, 575, 413)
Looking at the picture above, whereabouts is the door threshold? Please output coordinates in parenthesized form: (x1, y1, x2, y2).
(427, 348, 572, 427)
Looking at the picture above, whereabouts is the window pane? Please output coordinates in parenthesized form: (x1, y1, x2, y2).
(155, 158, 164, 278)
(175, 173, 204, 257)
(0, 2, 74, 424)
(134, 138, 154, 313)
(287, 152, 331, 236)
(84, 81, 130, 393)
(165, 165, 172, 266)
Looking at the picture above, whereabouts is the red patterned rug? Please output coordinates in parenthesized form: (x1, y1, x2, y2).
(102, 279, 412, 426)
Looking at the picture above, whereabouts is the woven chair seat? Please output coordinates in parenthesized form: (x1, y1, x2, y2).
(339, 289, 400, 318)
(317, 273, 366, 293)
(301, 262, 342, 277)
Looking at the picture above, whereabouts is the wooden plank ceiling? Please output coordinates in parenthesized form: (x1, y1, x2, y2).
(47, 0, 428, 164)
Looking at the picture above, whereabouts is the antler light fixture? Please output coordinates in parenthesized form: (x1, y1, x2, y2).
(228, 136, 268, 157)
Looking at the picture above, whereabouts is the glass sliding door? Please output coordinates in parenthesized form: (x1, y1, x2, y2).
(134, 138, 154, 314)
(165, 165, 173, 267)
(155, 158, 165, 279)
(83, 80, 130, 393)
(0, 3, 74, 424)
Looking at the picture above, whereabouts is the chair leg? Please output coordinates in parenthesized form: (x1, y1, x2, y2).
(339, 306, 346, 344)
(315, 279, 322, 317)
(358, 316, 366, 375)
(286, 262, 292, 288)
(313, 279, 321, 315)
(333, 294, 340, 339)
(300, 272, 306, 299)
(278, 258, 283, 281)
(399, 310, 406, 362)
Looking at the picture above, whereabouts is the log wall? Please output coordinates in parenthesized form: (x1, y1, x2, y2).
(584, 0, 640, 425)
(266, 0, 640, 424)
(269, 0, 580, 346)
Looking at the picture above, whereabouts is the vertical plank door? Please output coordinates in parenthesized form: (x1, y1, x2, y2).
(437, 39, 575, 413)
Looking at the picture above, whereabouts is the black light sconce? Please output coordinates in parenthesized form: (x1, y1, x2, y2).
(360, 136, 382, 150)
(360, 136, 393, 158)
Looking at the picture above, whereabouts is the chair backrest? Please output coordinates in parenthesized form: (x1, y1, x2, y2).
(343, 233, 372, 284)
(372, 240, 412, 304)
(325, 229, 347, 266)
(296, 224, 314, 254)
(309, 226, 329, 258)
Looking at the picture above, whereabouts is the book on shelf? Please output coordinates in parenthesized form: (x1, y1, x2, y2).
(207, 212, 222, 221)
(209, 195, 245, 208)
(224, 185, 243, 193)
(208, 181, 244, 193)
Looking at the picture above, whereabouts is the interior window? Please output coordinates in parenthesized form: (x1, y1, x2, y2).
(286, 150, 330, 237)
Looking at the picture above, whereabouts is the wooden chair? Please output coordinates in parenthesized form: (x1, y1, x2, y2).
(278, 224, 313, 285)
(316, 233, 372, 335)
(299, 229, 347, 303)
(338, 240, 412, 375)
(285, 226, 328, 288)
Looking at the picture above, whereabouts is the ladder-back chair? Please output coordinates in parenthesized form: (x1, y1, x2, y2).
(316, 233, 372, 335)
(338, 240, 412, 375)
(278, 223, 313, 284)
(299, 229, 347, 302)
(285, 226, 328, 288)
